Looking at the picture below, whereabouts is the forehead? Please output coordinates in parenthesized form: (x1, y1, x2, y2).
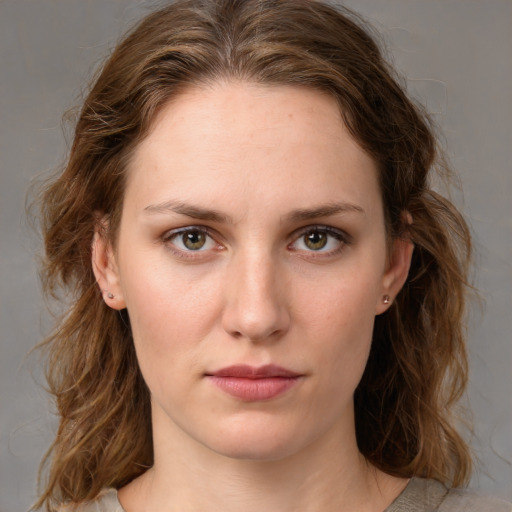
(139, 81, 347, 151)
(124, 82, 381, 220)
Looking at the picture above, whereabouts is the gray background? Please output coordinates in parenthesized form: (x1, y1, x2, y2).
(0, 1, 510, 510)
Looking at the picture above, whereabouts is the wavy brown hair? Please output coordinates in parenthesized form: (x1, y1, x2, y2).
(34, 0, 472, 510)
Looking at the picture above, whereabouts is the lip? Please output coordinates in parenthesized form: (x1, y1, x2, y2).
(206, 364, 303, 401)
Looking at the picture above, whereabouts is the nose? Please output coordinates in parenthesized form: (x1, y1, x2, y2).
(221, 249, 290, 343)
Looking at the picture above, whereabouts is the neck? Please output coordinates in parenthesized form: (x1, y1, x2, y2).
(119, 406, 407, 512)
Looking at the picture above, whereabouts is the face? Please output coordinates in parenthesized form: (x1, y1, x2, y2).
(94, 82, 411, 462)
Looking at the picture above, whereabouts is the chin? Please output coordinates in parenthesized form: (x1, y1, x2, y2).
(200, 421, 314, 462)
(210, 440, 300, 462)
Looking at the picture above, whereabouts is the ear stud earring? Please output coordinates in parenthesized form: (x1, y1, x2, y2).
(383, 295, 390, 304)
(103, 290, 115, 299)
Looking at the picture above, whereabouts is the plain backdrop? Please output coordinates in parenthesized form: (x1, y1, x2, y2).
(0, 1, 511, 511)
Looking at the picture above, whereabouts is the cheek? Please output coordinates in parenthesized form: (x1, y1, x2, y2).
(121, 268, 227, 411)
(297, 264, 382, 380)
(297, 261, 382, 330)
(118, 251, 224, 363)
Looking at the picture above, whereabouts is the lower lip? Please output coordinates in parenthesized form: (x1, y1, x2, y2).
(207, 376, 300, 401)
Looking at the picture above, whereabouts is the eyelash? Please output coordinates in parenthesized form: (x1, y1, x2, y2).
(288, 225, 350, 257)
(161, 226, 221, 260)
(161, 225, 351, 260)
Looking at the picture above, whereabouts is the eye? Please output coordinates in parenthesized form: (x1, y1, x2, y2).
(164, 227, 218, 252)
(290, 226, 348, 254)
(303, 231, 329, 251)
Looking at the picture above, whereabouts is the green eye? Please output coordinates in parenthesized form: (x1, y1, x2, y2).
(290, 226, 349, 255)
(303, 231, 328, 251)
(163, 226, 220, 258)
(182, 230, 207, 250)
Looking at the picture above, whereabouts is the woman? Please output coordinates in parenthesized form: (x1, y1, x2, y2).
(34, 0, 511, 511)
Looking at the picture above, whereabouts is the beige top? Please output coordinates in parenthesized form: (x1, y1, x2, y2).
(64, 477, 512, 512)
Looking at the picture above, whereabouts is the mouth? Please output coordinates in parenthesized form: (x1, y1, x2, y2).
(205, 364, 303, 401)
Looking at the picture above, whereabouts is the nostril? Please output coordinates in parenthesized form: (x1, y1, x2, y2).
(228, 326, 286, 343)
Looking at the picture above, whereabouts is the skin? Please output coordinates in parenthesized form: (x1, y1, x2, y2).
(93, 82, 413, 512)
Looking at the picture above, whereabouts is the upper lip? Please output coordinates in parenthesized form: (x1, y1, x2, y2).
(209, 364, 301, 379)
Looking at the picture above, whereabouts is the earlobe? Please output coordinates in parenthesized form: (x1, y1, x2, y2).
(376, 234, 414, 315)
(91, 227, 126, 310)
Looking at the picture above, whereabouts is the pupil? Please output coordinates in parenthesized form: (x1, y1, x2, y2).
(183, 231, 206, 250)
(305, 231, 327, 250)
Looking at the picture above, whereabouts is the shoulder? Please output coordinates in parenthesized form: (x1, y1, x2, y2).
(59, 489, 124, 512)
(439, 487, 512, 512)
(387, 478, 512, 512)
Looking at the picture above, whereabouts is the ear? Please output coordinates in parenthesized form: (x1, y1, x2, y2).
(92, 223, 126, 310)
(375, 230, 414, 315)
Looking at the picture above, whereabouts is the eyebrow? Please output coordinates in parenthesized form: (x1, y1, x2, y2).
(143, 200, 232, 223)
(143, 200, 364, 223)
(285, 202, 365, 222)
